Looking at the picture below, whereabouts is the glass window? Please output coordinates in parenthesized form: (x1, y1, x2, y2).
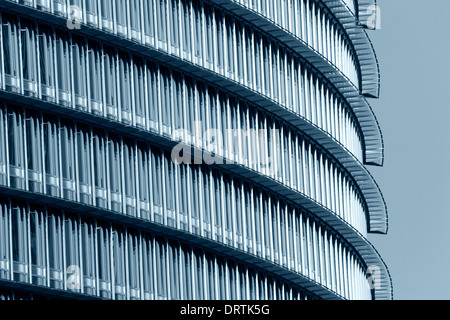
(60, 122, 76, 200)
(142, 235, 155, 299)
(0, 109, 6, 186)
(262, 38, 271, 97)
(103, 48, 118, 120)
(235, 22, 244, 83)
(279, 51, 286, 106)
(193, 0, 203, 61)
(20, 21, 38, 96)
(107, 136, 122, 213)
(151, 149, 163, 220)
(25, 111, 43, 193)
(238, 265, 246, 299)
(164, 155, 175, 223)
(7, 108, 25, 189)
(160, 67, 172, 134)
(191, 167, 200, 234)
(38, 26, 55, 102)
(240, 105, 249, 165)
(93, 131, 107, 208)
(224, 176, 233, 246)
(271, 202, 280, 264)
(100, 0, 113, 31)
(168, 241, 179, 299)
(185, 78, 195, 137)
(234, 180, 243, 249)
(202, 170, 211, 238)
(217, 257, 226, 299)
(177, 164, 188, 230)
(156, 0, 168, 47)
(173, 71, 184, 131)
(47, 211, 63, 289)
(197, 83, 207, 146)
(81, 218, 96, 295)
(137, 144, 151, 219)
(85, 0, 99, 26)
(96, 222, 111, 298)
(213, 173, 222, 240)
(64, 212, 80, 292)
(128, 232, 141, 299)
(53, 0, 67, 16)
(228, 261, 237, 299)
(146, 63, 159, 131)
(204, 5, 214, 66)
(2, 15, 20, 91)
(115, 0, 128, 36)
(30, 208, 47, 285)
(118, 54, 132, 124)
(55, 32, 72, 106)
(0, 202, 10, 279)
(133, 60, 146, 128)
(245, 27, 253, 88)
(253, 191, 262, 257)
(193, 249, 204, 299)
(76, 126, 92, 204)
(226, 16, 235, 76)
(130, 0, 142, 39)
(244, 187, 253, 252)
(255, 35, 264, 93)
(143, 0, 155, 44)
(155, 237, 167, 298)
(170, 0, 180, 51)
(123, 140, 137, 216)
(271, 45, 279, 102)
(181, 0, 191, 57)
(11, 205, 28, 282)
(87, 42, 103, 115)
(44, 117, 60, 196)
(112, 228, 126, 300)
(262, 194, 271, 260)
(181, 245, 192, 299)
(215, 11, 224, 72)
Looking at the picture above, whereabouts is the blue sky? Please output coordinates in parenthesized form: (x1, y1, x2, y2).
(366, 0, 450, 300)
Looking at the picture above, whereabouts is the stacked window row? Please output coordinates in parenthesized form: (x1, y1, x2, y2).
(0, 108, 371, 300)
(13, 0, 358, 85)
(0, 200, 321, 300)
(233, 0, 359, 85)
(0, 7, 364, 160)
(0, 103, 367, 235)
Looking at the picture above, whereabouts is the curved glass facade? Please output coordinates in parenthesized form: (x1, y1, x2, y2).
(0, 0, 391, 300)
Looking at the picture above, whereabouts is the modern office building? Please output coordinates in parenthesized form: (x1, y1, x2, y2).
(0, 0, 391, 300)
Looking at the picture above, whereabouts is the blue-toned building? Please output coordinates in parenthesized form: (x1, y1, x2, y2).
(0, 0, 391, 300)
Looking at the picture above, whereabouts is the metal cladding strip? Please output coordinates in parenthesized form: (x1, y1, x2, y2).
(0, 186, 341, 301)
(203, 0, 384, 167)
(0, 91, 392, 300)
(0, 0, 384, 168)
(320, 0, 381, 98)
(0, 279, 104, 300)
(0, 68, 388, 235)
